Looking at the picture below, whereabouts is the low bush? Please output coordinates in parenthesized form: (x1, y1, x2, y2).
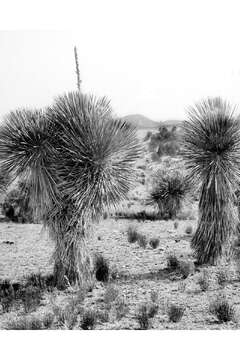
(137, 234, 147, 249)
(115, 297, 129, 320)
(80, 309, 97, 330)
(150, 290, 158, 303)
(127, 225, 139, 243)
(94, 253, 109, 282)
(178, 260, 194, 279)
(167, 254, 180, 271)
(167, 304, 185, 323)
(96, 310, 109, 323)
(209, 296, 235, 323)
(174, 221, 179, 229)
(216, 268, 229, 288)
(149, 238, 160, 249)
(5, 315, 43, 330)
(197, 270, 210, 292)
(0, 280, 16, 312)
(19, 285, 42, 313)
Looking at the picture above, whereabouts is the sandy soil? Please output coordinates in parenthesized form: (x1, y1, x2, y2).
(1, 217, 240, 330)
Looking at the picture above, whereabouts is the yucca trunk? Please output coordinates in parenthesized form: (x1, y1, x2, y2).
(192, 173, 237, 265)
(49, 220, 94, 290)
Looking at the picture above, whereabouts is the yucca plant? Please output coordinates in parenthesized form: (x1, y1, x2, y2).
(182, 97, 240, 264)
(148, 169, 189, 219)
(0, 92, 141, 288)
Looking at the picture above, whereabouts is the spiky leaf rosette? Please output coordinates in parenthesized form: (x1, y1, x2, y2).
(182, 97, 240, 264)
(47, 92, 142, 222)
(0, 108, 59, 214)
(148, 169, 189, 219)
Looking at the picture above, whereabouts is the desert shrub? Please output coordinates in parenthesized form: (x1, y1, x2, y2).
(0, 280, 16, 312)
(149, 238, 160, 249)
(185, 225, 193, 235)
(178, 260, 194, 279)
(127, 225, 139, 243)
(144, 131, 152, 141)
(216, 268, 229, 288)
(157, 141, 179, 157)
(104, 285, 119, 306)
(5, 315, 43, 330)
(24, 272, 55, 291)
(80, 309, 97, 330)
(149, 170, 190, 220)
(2, 181, 36, 223)
(96, 309, 109, 323)
(94, 254, 109, 282)
(137, 234, 147, 249)
(136, 304, 150, 330)
(136, 302, 158, 329)
(197, 269, 210, 291)
(42, 312, 55, 329)
(174, 221, 179, 229)
(167, 254, 180, 271)
(150, 290, 158, 303)
(209, 296, 235, 323)
(115, 297, 129, 320)
(167, 304, 185, 322)
(19, 285, 42, 313)
(178, 281, 187, 292)
(148, 303, 159, 318)
(52, 302, 79, 329)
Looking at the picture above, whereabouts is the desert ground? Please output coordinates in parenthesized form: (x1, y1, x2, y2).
(0, 128, 240, 330)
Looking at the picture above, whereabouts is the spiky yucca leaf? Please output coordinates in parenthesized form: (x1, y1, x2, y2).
(47, 92, 142, 221)
(0, 109, 59, 214)
(148, 169, 189, 219)
(182, 97, 240, 264)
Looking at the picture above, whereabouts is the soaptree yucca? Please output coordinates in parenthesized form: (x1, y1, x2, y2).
(0, 92, 141, 288)
(183, 97, 240, 264)
(148, 169, 189, 219)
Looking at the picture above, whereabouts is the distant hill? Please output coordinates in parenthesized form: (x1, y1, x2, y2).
(162, 119, 183, 127)
(122, 114, 160, 129)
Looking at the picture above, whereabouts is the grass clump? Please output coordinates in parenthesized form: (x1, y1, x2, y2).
(209, 295, 235, 323)
(167, 303, 185, 323)
(137, 234, 147, 249)
(94, 253, 109, 282)
(5, 315, 43, 330)
(127, 225, 140, 243)
(197, 269, 210, 291)
(178, 260, 194, 279)
(149, 238, 160, 249)
(80, 309, 97, 330)
(174, 221, 179, 229)
(167, 254, 180, 271)
(115, 297, 129, 320)
(20, 285, 42, 313)
(216, 268, 229, 288)
(0, 280, 15, 313)
(136, 303, 158, 330)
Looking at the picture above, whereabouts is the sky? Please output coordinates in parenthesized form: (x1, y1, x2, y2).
(1, 0, 240, 121)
